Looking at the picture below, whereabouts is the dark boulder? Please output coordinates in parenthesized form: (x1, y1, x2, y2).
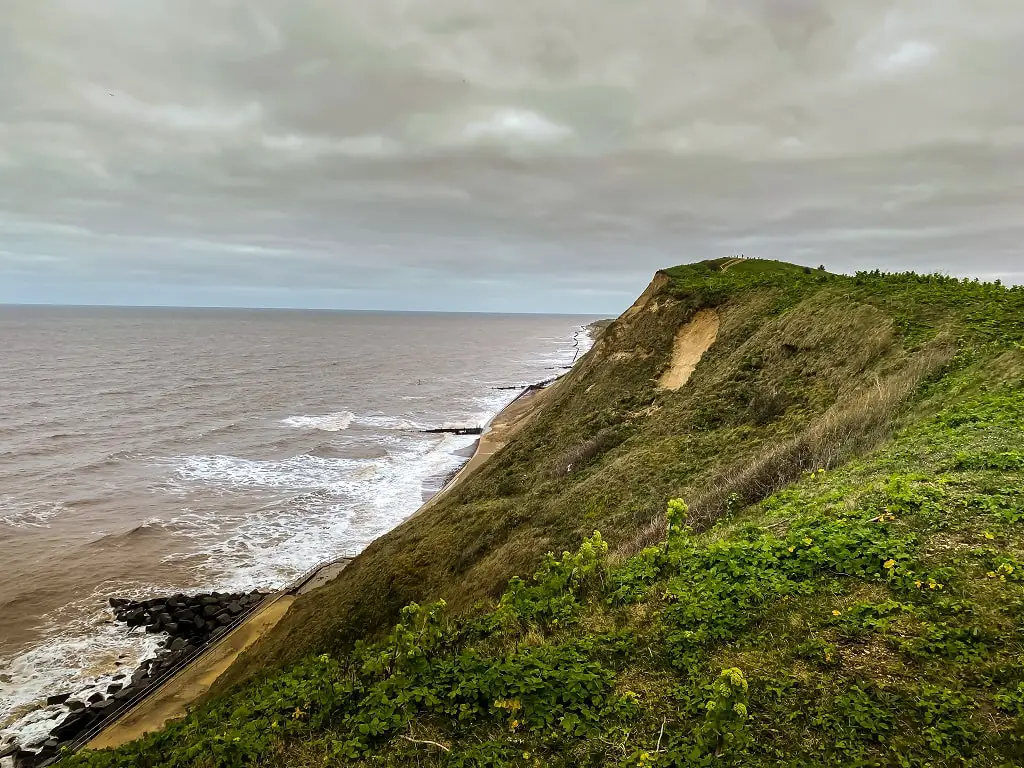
(87, 692, 104, 704)
(45, 692, 71, 706)
(34, 743, 59, 763)
(113, 686, 136, 702)
(164, 622, 179, 636)
(133, 675, 153, 691)
(226, 602, 243, 616)
(88, 699, 115, 715)
(106, 683, 122, 694)
(177, 609, 196, 622)
(67, 699, 85, 711)
(169, 637, 188, 652)
(108, 597, 129, 609)
(193, 616, 206, 631)
(202, 604, 220, 618)
(51, 710, 94, 740)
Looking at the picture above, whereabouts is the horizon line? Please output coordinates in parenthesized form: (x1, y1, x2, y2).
(0, 301, 609, 317)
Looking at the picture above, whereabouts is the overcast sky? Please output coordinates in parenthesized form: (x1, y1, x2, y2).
(1, 1, 1022, 313)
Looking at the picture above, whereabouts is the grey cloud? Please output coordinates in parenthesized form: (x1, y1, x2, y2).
(1, 0, 1022, 311)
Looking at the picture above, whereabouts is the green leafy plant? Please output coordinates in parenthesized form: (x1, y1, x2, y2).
(494, 531, 608, 631)
(697, 668, 750, 756)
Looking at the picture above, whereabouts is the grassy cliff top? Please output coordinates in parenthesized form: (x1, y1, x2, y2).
(66, 259, 1024, 767)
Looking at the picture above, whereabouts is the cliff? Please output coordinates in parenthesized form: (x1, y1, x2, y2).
(66, 258, 1024, 767)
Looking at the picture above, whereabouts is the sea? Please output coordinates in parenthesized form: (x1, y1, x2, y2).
(0, 307, 596, 747)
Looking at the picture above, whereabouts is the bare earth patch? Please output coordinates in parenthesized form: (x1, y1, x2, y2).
(658, 309, 720, 390)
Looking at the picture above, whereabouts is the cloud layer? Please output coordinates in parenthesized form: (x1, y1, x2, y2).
(2, 0, 1022, 311)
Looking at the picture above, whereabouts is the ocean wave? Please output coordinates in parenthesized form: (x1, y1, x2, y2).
(83, 517, 187, 549)
(158, 432, 478, 590)
(305, 440, 388, 460)
(354, 414, 431, 431)
(171, 453, 373, 490)
(355, 414, 487, 432)
(281, 406, 516, 436)
(74, 449, 141, 473)
(281, 411, 355, 432)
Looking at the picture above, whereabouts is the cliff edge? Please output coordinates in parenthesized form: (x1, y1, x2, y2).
(65, 258, 1024, 768)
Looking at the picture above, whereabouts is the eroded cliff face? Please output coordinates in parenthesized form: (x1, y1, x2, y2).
(216, 260, 951, 688)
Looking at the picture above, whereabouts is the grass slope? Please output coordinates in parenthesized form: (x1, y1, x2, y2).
(66, 259, 1024, 767)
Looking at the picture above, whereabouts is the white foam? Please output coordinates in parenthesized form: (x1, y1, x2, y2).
(0, 591, 163, 748)
(280, 411, 355, 432)
(354, 414, 488, 432)
(353, 414, 431, 431)
(0, 498, 65, 529)
(161, 431, 479, 591)
(173, 453, 371, 490)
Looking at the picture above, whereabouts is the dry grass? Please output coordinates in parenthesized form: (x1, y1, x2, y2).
(618, 339, 955, 556)
(549, 427, 623, 478)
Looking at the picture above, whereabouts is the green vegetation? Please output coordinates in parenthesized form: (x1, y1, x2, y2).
(65, 259, 1024, 766)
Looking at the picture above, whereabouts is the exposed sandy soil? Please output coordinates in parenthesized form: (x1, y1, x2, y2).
(86, 595, 296, 750)
(414, 383, 553, 517)
(658, 309, 720, 390)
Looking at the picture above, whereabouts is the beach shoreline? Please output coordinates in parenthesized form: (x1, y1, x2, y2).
(7, 339, 587, 761)
(414, 381, 552, 517)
